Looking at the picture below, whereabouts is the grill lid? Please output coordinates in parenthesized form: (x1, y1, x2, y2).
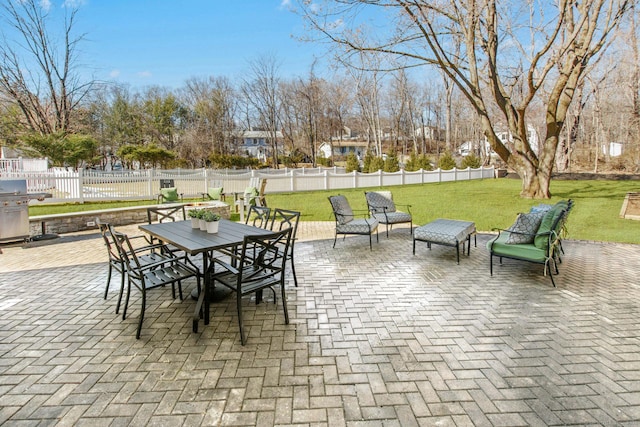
(0, 180, 51, 200)
(0, 180, 28, 195)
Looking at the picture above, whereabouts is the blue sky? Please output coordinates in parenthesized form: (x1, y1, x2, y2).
(70, 0, 327, 88)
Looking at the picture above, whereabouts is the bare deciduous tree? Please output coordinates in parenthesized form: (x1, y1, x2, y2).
(297, 0, 630, 198)
(0, 0, 94, 136)
(242, 55, 283, 168)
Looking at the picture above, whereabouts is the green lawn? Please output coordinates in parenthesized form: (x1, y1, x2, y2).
(29, 179, 640, 244)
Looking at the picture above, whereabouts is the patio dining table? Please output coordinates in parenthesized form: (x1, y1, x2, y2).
(139, 219, 271, 332)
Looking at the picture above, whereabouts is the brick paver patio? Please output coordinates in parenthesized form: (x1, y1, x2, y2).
(1, 221, 639, 426)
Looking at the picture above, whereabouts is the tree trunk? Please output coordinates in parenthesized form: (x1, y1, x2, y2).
(519, 160, 552, 199)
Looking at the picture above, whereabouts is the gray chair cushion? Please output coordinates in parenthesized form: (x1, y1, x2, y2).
(336, 218, 378, 234)
(329, 195, 354, 224)
(371, 211, 412, 225)
(365, 191, 396, 214)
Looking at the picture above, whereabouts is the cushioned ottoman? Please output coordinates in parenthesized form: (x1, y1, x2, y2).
(413, 219, 476, 263)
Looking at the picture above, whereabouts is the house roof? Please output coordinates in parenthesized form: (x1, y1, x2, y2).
(242, 130, 283, 138)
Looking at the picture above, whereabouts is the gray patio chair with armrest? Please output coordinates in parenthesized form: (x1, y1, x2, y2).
(111, 228, 200, 339)
(208, 227, 293, 345)
(96, 219, 172, 314)
(365, 190, 413, 237)
(269, 208, 301, 287)
(328, 195, 379, 250)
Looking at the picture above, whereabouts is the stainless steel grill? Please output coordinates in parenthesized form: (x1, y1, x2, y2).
(0, 179, 51, 243)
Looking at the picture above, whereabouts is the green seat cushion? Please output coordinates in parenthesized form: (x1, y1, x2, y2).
(160, 187, 179, 201)
(487, 232, 547, 263)
(207, 187, 223, 200)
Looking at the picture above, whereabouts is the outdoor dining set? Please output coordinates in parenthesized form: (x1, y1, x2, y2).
(98, 202, 300, 345)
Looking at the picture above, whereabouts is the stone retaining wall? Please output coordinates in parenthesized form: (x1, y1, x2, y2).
(29, 202, 231, 236)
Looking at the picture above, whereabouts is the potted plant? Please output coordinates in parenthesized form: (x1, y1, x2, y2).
(188, 209, 202, 228)
(201, 210, 221, 233)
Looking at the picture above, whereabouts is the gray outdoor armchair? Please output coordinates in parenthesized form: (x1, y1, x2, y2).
(365, 191, 413, 237)
(328, 195, 379, 250)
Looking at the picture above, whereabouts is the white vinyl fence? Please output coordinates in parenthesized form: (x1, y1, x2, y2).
(1, 166, 495, 203)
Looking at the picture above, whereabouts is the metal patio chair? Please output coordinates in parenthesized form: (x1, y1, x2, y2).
(328, 195, 379, 250)
(111, 228, 200, 339)
(208, 227, 293, 345)
(365, 190, 413, 237)
(245, 205, 272, 229)
(97, 219, 172, 314)
(269, 208, 301, 287)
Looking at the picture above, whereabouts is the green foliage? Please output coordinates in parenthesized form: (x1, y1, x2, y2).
(383, 152, 400, 172)
(460, 153, 481, 169)
(280, 148, 305, 168)
(20, 132, 98, 168)
(117, 144, 176, 168)
(404, 152, 433, 171)
(209, 153, 260, 169)
(201, 210, 221, 222)
(188, 208, 203, 218)
(362, 151, 374, 173)
(64, 134, 99, 168)
(142, 89, 182, 146)
(438, 151, 457, 170)
(368, 156, 385, 173)
(317, 156, 332, 167)
(345, 152, 360, 172)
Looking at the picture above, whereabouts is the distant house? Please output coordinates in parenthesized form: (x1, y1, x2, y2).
(458, 125, 540, 157)
(458, 140, 491, 157)
(318, 140, 369, 160)
(415, 126, 444, 141)
(603, 142, 623, 157)
(0, 146, 49, 172)
(239, 130, 283, 162)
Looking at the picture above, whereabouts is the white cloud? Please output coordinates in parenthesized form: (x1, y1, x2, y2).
(39, 0, 51, 11)
(109, 69, 120, 78)
(137, 71, 152, 78)
(280, 0, 291, 7)
(62, 0, 86, 7)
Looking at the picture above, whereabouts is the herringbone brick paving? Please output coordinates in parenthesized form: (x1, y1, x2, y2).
(0, 221, 639, 426)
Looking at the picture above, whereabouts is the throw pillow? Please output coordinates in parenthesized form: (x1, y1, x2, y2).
(160, 187, 179, 201)
(506, 212, 545, 244)
(244, 186, 259, 205)
(207, 187, 223, 200)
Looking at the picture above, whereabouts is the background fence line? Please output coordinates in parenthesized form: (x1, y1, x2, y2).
(1, 166, 495, 203)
